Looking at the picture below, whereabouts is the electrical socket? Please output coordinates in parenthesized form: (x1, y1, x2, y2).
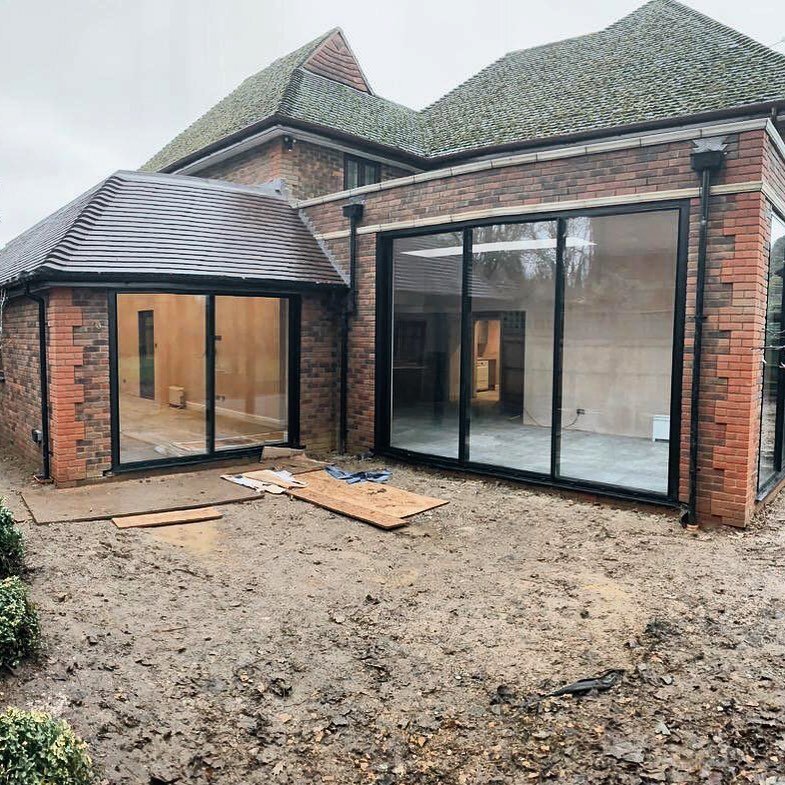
(576, 408, 586, 415)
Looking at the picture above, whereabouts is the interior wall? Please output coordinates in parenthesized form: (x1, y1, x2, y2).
(117, 294, 206, 407)
(116, 294, 285, 421)
(391, 211, 679, 442)
(215, 296, 286, 424)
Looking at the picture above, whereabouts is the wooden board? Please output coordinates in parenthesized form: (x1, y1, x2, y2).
(113, 506, 223, 530)
(262, 446, 305, 459)
(293, 472, 448, 518)
(288, 487, 408, 530)
(256, 454, 327, 475)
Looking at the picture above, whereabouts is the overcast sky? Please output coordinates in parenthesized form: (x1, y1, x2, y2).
(1, 0, 784, 246)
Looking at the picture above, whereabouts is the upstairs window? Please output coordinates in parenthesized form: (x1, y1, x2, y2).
(344, 155, 380, 190)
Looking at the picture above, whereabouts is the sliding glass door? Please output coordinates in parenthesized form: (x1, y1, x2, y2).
(559, 212, 679, 494)
(383, 206, 685, 499)
(390, 232, 463, 458)
(757, 212, 785, 491)
(114, 292, 295, 467)
(117, 294, 208, 463)
(214, 296, 289, 451)
(468, 221, 557, 473)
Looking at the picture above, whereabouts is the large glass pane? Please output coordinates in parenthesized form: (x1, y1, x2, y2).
(468, 221, 557, 473)
(390, 232, 463, 457)
(117, 294, 207, 463)
(758, 213, 785, 489)
(214, 296, 288, 450)
(560, 211, 679, 494)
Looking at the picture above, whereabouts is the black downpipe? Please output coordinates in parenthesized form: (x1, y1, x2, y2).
(339, 201, 364, 454)
(23, 287, 51, 481)
(687, 141, 726, 525)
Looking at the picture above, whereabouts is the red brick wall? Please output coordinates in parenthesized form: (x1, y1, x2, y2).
(0, 297, 42, 466)
(303, 129, 774, 526)
(199, 138, 284, 186)
(299, 292, 340, 452)
(198, 137, 411, 200)
(48, 289, 111, 486)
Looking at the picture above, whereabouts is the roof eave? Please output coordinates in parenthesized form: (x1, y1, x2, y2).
(430, 100, 785, 165)
(22, 268, 348, 294)
(158, 114, 426, 174)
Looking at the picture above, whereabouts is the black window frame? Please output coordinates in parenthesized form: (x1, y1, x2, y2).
(108, 287, 301, 474)
(757, 207, 785, 497)
(375, 201, 690, 507)
(344, 154, 381, 190)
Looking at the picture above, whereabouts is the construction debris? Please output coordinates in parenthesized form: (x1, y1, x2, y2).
(221, 474, 285, 494)
(324, 466, 392, 484)
(241, 469, 307, 490)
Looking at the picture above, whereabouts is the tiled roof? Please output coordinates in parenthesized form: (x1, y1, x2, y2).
(0, 171, 346, 290)
(422, 0, 785, 156)
(143, 28, 420, 171)
(143, 0, 785, 171)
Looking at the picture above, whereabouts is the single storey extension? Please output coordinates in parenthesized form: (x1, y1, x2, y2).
(2, 0, 785, 527)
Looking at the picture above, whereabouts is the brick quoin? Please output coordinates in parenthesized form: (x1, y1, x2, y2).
(303, 128, 782, 527)
(47, 289, 111, 486)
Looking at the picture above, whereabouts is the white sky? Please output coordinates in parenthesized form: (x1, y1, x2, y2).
(1, 0, 784, 246)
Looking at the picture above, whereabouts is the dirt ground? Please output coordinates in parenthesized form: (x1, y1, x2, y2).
(1, 449, 784, 785)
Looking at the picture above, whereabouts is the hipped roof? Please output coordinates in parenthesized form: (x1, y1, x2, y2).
(0, 170, 346, 290)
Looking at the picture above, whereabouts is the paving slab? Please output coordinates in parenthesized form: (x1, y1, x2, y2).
(22, 463, 263, 524)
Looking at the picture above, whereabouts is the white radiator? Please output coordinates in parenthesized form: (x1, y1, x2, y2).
(652, 415, 670, 442)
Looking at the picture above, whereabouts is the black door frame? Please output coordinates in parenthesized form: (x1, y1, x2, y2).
(756, 207, 785, 497)
(375, 200, 690, 506)
(108, 288, 302, 473)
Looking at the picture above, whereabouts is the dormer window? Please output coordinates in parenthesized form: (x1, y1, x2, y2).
(344, 155, 380, 190)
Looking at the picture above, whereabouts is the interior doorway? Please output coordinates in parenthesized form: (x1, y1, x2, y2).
(137, 310, 155, 400)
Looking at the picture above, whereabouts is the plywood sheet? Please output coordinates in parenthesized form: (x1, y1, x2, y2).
(295, 472, 448, 518)
(113, 506, 223, 529)
(288, 487, 408, 530)
(23, 462, 263, 524)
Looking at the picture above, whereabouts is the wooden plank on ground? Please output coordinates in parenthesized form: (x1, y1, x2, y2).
(292, 472, 448, 518)
(256, 454, 327, 475)
(288, 487, 408, 530)
(113, 506, 223, 530)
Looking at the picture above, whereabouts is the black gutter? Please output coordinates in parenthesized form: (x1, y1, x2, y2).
(22, 287, 50, 481)
(686, 139, 727, 525)
(339, 201, 364, 454)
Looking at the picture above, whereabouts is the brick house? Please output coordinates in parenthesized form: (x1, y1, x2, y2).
(1, 0, 785, 527)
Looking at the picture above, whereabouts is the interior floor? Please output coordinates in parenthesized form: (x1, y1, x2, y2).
(390, 408, 669, 494)
(119, 394, 286, 464)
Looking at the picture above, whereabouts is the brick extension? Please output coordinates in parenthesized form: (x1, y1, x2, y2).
(1, 126, 783, 527)
(300, 127, 785, 527)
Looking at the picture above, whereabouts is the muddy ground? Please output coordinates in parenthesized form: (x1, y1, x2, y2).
(1, 449, 784, 784)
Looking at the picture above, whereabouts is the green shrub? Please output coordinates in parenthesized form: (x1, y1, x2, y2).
(0, 708, 95, 784)
(0, 578, 39, 669)
(0, 499, 25, 579)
